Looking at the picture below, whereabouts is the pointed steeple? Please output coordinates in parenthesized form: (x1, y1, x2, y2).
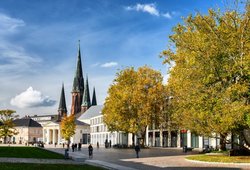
(71, 40, 84, 115)
(81, 75, 91, 112)
(92, 87, 97, 106)
(72, 40, 84, 94)
(58, 83, 67, 120)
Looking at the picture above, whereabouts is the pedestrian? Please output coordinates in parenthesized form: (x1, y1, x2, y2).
(105, 139, 108, 148)
(54, 142, 57, 147)
(63, 143, 65, 148)
(135, 144, 140, 158)
(78, 143, 81, 151)
(109, 140, 112, 148)
(97, 141, 99, 149)
(88, 144, 93, 159)
(74, 143, 77, 151)
(71, 143, 75, 152)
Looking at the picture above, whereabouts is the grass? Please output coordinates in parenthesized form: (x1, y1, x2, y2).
(187, 155, 250, 163)
(0, 146, 64, 159)
(0, 163, 105, 170)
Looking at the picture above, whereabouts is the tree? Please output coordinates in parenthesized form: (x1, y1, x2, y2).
(103, 66, 166, 146)
(60, 114, 76, 146)
(161, 3, 250, 150)
(0, 110, 18, 144)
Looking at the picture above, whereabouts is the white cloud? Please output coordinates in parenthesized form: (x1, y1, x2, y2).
(162, 12, 172, 19)
(126, 3, 159, 16)
(10, 87, 56, 108)
(125, 3, 173, 19)
(101, 62, 118, 68)
(0, 12, 41, 74)
(0, 13, 25, 34)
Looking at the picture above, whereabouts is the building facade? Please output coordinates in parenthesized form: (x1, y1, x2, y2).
(12, 117, 43, 144)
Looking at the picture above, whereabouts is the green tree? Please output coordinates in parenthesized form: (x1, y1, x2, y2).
(103, 66, 166, 146)
(162, 3, 250, 150)
(60, 114, 76, 146)
(0, 110, 18, 144)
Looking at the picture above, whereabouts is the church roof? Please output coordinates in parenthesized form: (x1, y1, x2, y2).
(72, 41, 84, 93)
(81, 76, 91, 108)
(58, 83, 67, 113)
(91, 87, 97, 106)
(78, 105, 103, 120)
(13, 117, 42, 127)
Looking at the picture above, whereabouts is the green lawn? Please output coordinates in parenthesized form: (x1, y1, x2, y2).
(187, 155, 250, 163)
(0, 146, 64, 159)
(0, 163, 105, 170)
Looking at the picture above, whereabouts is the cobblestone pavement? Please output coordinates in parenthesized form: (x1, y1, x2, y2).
(45, 145, 250, 170)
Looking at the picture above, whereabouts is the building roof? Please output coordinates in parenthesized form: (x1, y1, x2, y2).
(58, 83, 67, 114)
(75, 119, 89, 126)
(91, 87, 97, 106)
(13, 117, 42, 127)
(78, 105, 103, 120)
(81, 75, 91, 108)
(72, 41, 84, 93)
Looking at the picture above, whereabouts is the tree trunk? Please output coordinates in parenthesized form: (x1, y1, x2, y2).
(4, 136, 7, 144)
(132, 133, 135, 147)
(140, 126, 147, 148)
(219, 133, 227, 151)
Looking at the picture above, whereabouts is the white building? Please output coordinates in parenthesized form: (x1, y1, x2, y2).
(78, 105, 129, 147)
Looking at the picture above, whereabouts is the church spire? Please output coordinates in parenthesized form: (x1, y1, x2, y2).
(71, 40, 84, 115)
(92, 87, 97, 106)
(58, 83, 67, 120)
(81, 75, 91, 112)
(72, 40, 84, 93)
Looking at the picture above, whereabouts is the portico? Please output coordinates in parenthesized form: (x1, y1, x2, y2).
(43, 122, 61, 144)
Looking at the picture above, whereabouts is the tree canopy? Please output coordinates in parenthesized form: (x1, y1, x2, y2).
(162, 3, 250, 149)
(103, 66, 166, 146)
(0, 109, 18, 144)
(60, 114, 76, 144)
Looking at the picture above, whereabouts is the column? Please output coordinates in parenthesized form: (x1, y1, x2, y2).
(53, 129, 56, 145)
(58, 129, 61, 144)
(47, 129, 50, 144)
(145, 126, 149, 146)
(187, 130, 191, 147)
(199, 136, 203, 150)
(177, 130, 181, 148)
(43, 129, 46, 144)
(159, 129, 163, 147)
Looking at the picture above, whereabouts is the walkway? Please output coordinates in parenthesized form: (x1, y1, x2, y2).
(45, 146, 250, 170)
(0, 144, 249, 170)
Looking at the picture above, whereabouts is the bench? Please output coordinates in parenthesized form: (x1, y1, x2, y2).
(183, 146, 193, 152)
(186, 147, 194, 151)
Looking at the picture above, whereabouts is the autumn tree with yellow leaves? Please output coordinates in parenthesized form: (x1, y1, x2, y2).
(103, 66, 167, 146)
(60, 114, 76, 146)
(162, 2, 250, 150)
(0, 110, 18, 144)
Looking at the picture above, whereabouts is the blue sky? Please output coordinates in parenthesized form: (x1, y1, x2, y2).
(0, 0, 225, 116)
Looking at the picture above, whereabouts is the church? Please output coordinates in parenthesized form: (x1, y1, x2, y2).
(31, 42, 97, 145)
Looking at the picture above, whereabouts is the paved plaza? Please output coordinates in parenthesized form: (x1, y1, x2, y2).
(44, 145, 250, 170)
(0, 144, 249, 169)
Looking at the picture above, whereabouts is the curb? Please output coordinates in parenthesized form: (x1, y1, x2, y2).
(185, 158, 250, 166)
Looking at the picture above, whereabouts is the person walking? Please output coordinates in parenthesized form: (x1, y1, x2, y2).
(71, 143, 75, 152)
(135, 144, 140, 158)
(97, 141, 99, 149)
(88, 144, 93, 159)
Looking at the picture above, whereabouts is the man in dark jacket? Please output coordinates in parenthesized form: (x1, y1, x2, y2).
(135, 144, 140, 158)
